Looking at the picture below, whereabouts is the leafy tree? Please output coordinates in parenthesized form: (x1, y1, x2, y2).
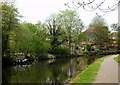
(88, 15, 110, 49)
(86, 44, 91, 51)
(10, 23, 32, 54)
(20, 22, 49, 53)
(2, 2, 19, 56)
(111, 23, 120, 50)
(9, 21, 50, 58)
(58, 10, 84, 53)
(111, 23, 119, 32)
(44, 14, 65, 51)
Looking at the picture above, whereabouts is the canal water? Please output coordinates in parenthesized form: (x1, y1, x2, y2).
(3, 56, 100, 83)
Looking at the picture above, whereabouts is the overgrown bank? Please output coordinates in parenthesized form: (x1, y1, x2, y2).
(3, 49, 120, 67)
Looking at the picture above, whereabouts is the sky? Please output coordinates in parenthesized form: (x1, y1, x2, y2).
(15, 0, 118, 29)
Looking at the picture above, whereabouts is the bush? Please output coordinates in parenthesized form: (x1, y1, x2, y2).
(86, 44, 91, 51)
(37, 53, 56, 59)
(25, 54, 38, 61)
(82, 50, 91, 55)
(83, 50, 120, 56)
(96, 50, 120, 55)
(114, 55, 120, 63)
(48, 46, 69, 55)
(75, 46, 79, 50)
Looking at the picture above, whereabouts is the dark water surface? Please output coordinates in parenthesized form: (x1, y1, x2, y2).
(3, 56, 99, 83)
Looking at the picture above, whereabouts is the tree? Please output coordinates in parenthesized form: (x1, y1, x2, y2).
(44, 14, 63, 49)
(10, 23, 32, 54)
(88, 15, 110, 49)
(22, 22, 49, 53)
(111, 23, 118, 31)
(10, 21, 51, 59)
(58, 9, 84, 53)
(44, 14, 71, 55)
(111, 23, 120, 49)
(118, 26, 120, 49)
(2, 2, 19, 56)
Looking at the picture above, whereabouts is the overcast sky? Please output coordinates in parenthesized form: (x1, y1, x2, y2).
(15, 0, 118, 28)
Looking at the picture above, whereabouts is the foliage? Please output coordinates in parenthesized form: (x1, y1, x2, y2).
(82, 49, 89, 54)
(81, 44, 92, 55)
(10, 22, 50, 54)
(82, 49, 120, 56)
(2, 2, 19, 55)
(27, 54, 38, 61)
(48, 46, 69, 55)
(77, 32, 86, 42)
(44, 14, 63, 48)
(114, 55, 120, 63)
(2, 3, 85, 61)
(93, 50, 120, 55)
(58, 9, 84, 53)
(97, 50, 119, 55)
(87, 15, 110, 49)
(86, 44, 91, 51)
(110, 23, 118, 31)
(44, 10, 84, 54)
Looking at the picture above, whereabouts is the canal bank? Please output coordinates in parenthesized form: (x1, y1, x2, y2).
(2, 54, 119, 83)
(65, 54, 119, 84)
(93, 55, 118, 83)
(2, 55, 99, 83)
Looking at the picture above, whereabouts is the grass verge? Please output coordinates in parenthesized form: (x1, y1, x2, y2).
(114, 55, 120, 63)
(72, 55, 112, 84)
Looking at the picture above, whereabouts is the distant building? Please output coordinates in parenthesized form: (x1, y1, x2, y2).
(109, 32, 119, 50)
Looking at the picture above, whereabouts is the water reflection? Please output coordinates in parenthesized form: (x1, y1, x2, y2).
(3, 56, 98, 83)
(15, 65, 27, 71)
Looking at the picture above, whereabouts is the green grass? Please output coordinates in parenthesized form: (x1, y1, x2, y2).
(72, 55, 112, 84)
(114, 55, 120, 63)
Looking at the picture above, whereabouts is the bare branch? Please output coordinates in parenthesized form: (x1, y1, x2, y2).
(65, 0, 119, 15)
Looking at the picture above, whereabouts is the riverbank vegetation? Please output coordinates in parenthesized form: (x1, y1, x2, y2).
(2, 1, 120, 66)
(114, 55, 120, 63)
(68, 55, 112, 83)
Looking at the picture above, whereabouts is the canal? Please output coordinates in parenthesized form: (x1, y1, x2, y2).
(3, 56, 100, 83)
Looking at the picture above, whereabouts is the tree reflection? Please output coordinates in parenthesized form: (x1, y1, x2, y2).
(3, 56, 98, 83)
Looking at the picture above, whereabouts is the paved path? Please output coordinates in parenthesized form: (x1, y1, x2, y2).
(93, 55, 119, 83)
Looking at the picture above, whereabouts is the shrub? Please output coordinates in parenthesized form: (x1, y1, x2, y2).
(114, 55, 120, 63)
(26, 54, 38, 61)
(96, 50, 119, 55)
(86, 44, 91, 51)
(75, 46, 79, 50)
(82, 50, 91, 55)
(48, 46, 69, 55)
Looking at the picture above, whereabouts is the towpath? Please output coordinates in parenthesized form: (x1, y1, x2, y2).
(92, 55, 119, 83)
